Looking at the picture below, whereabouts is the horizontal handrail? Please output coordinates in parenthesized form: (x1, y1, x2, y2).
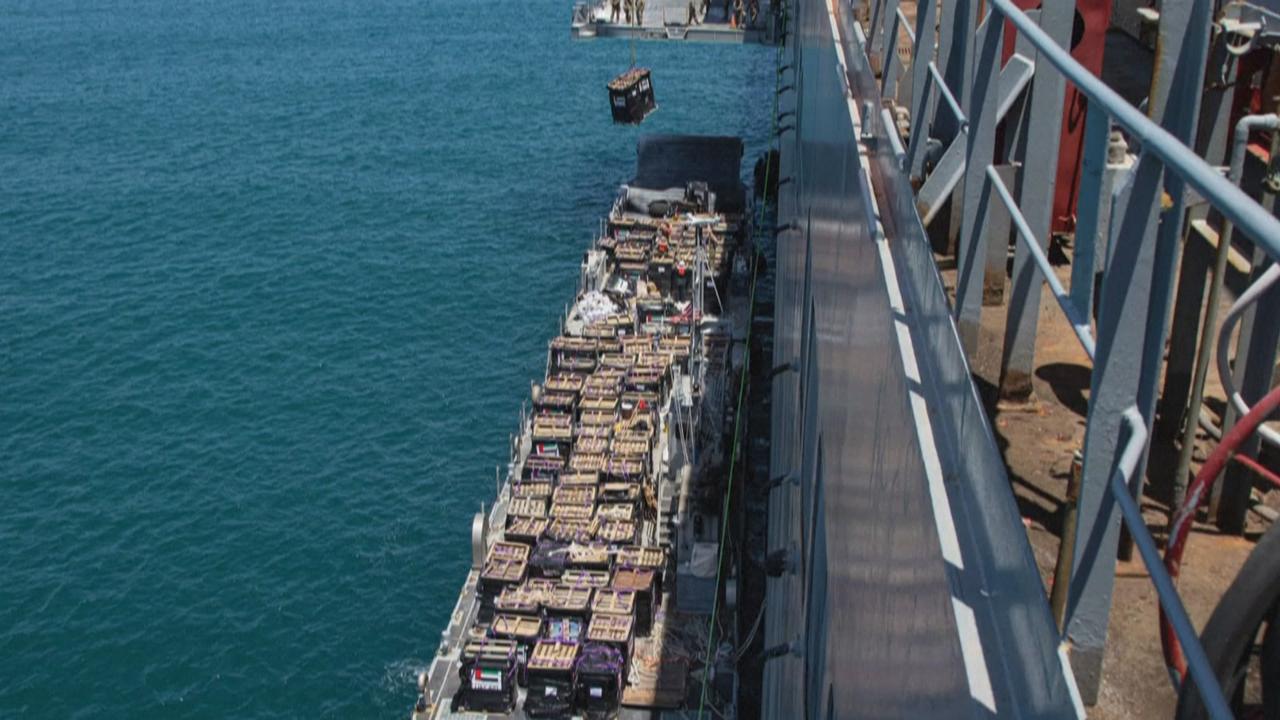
(989, 0, 1280, 262)
(1109, 407, 1234, 719)
(987, 165, 1097, 359)
(927, 61, 967, 129)
(881, 107, 907, 161)
(895, 6, 915, 45)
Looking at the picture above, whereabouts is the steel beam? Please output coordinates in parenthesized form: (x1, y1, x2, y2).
(995, 0, 1073, 402)
(916, 54, 1034, 226)
(905, 0, 939, 180)
(954, 8, 1004, 354)
(984, 164, 1019, 304)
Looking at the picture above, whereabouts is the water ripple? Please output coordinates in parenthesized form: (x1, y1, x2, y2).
(0, 0, 771, 716)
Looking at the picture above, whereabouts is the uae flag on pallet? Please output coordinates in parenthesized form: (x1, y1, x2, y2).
(471, 666, 504, 691)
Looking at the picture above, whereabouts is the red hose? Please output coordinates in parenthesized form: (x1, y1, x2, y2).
(1232, 452, 1280, 490)
(1162, 384, 1280, 681)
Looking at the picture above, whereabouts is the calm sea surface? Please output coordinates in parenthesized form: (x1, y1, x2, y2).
(0, 1, 769, 716)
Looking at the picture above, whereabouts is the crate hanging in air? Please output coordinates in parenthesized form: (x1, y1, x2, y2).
(608, 68, 657, 124)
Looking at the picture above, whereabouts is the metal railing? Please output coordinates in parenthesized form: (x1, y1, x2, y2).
(857, 0, 1280, 713)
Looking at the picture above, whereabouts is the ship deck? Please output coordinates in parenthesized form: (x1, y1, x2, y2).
(412, 137, 753, 720)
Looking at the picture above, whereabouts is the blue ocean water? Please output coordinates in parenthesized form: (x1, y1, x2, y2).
(0, 0, 769, 716)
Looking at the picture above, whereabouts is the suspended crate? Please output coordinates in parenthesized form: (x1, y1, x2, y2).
(608, 68, 657, 125)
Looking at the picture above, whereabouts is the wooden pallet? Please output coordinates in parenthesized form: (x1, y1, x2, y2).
(508, 497, 548, 519)
(545, 518, 598, 543)
(553, 485, 596, 506)
(544, 584, 593, 614)
(550, 502, 594, 521)
(513, 482, 552, 499)
(461, 637, 517, 663)
(527, 640, 579, 672)
(564, 544, 610, 568)
(597, 520, 637, 543)
(586, 612, 634, 643)
(595, 503, 635, 522)
(559, 470, 600, 486)
(490, 614, 542, 641)
(569, 452, 607, 472)
(611, 567, 656, 592)
(562, 567, 611, 587)
(544, 372, 585, 394)
(592, 588, 637, 615)
(505, 517, 548, 542)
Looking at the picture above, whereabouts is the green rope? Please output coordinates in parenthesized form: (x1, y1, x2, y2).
(696, 13, 787, 717)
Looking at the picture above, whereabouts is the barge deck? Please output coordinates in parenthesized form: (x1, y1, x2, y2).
(412, 135, 753, 720)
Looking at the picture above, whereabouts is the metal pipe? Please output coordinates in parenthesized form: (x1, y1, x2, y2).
(1170, 113, 1280, 513)
(1109, 408, 1234, 719)
(1231, 451, 1280, 489)
(1049, 451, 1083, 631)
(1216, 262, 1280, 449)
(895, 6, 914, 45)
(989, 0, 1280, 260)
(880, 106, 906, 163)
(927, 61, 967, 130)
(987, 165, 1097, 358)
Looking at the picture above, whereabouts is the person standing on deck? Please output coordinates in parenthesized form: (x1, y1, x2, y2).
(686, 0, 700, 24)
(624, 0, 633, 25)
(634, 0, 645, 25)
(611, 0, 621, 23)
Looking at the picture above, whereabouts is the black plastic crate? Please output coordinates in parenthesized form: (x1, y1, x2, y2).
(608, 68, 657, 125)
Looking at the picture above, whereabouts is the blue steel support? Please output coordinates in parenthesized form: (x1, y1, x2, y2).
(996, 0, 1074, 401)
(1158, 36, 1243, 438)
(1069, 100, 1111, 321)
(905, 0, 938, 180)
(1065, 147, 1167, 704)
(983, 163, 1017, 304)
(953, 7, 1003, 354)
(1120, 0, 1213, 560)
(916, 55, 1034, 228)
(877, 0, 902, 97)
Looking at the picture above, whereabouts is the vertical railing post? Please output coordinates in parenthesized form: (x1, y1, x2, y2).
(880, 0, 902, 99)
(953, 6, 1003, 354)
(935, 0, 979, 255)
(905, 0, 938, 180)
(1066, 0, 1216, 699)
(995, 0, 1073, 402)
(866, 0, 888, 67)
(1120, 0, 1214, 559)
(1069, 99, 1113, 321)
(1158, 35, 1242, 438)
(1064, 149, 1166, 705)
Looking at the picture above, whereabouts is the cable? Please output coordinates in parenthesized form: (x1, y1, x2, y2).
(733, 600, 768, 661)
(1162, 383, 1280, 682)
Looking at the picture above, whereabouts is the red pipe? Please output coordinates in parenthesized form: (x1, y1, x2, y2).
(1231, 452, 1280, 490)
(1162, 384, 1280, 681)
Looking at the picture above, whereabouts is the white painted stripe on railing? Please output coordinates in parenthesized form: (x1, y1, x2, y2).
(954, 597, 999, 713)
(1059, 644, 1088, 719)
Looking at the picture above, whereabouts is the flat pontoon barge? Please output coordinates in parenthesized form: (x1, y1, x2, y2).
(412, 136, 752, 720)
